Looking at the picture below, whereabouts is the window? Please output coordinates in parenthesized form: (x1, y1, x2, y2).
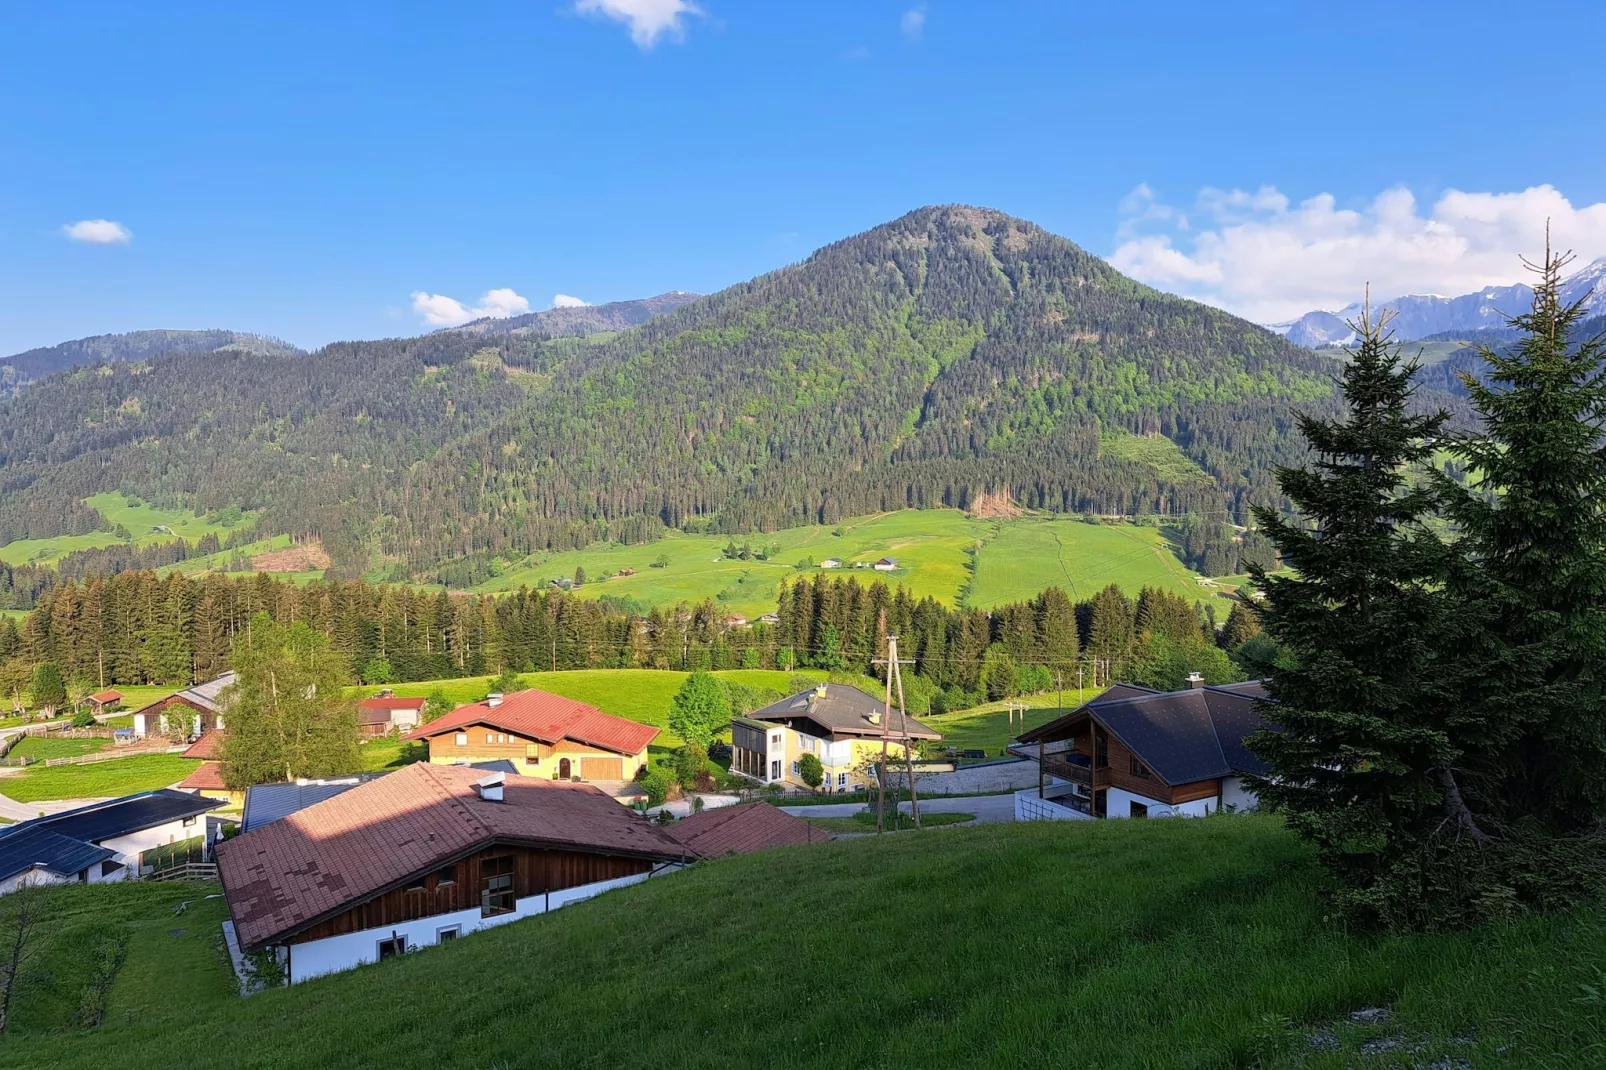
(771, 733, 781, 746)
(437, 926, 460, 942)
(1129, 756, 1151, 779)
(100, 861, 121, 878)
(837, 773, 847, 787)
(1129, 801, 1149, 819)
(377, 935, 407, 960)
(791, 761, 800, 776)
(770, 760, 781, 780)
(1094, 730, 1109, 770)
(182, 815, 197, 828)
(480, 855, 516, 917)
(436, 865, 456, 886)
(405, 876, 427, 892)
(455, 732, 467, 746)
(485, 732, 495, 744)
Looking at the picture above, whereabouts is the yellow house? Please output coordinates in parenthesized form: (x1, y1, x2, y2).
(730, 683, 942, 793)
(404, 689, 656, 782)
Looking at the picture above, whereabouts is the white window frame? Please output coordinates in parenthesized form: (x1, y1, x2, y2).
(377, 935, 408, 960)
(437, 925, 461, 942)
(455, 732, 468, 746)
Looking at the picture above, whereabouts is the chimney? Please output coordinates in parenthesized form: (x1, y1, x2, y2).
(475, 771, 506, 802)
(1186, 672, 1205, 689)
(867, 710, 881, 726)
(813, 683, 828, 698)
(487, 693, 504, 708)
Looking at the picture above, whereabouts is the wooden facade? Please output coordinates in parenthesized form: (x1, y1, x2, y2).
(285, 843, 657, 945)
(1056, 713, 1222, 812)
(424, 723, 640, 778)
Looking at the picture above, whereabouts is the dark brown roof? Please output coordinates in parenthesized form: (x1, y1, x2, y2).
(661, 803, 819, 858)
(215, 763, 685, 948)
(1018, 681, 1270, 785)
(404, 689, 658, 755)
(750, 684, 941, 741)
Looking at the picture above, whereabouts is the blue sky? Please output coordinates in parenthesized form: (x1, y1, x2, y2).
(3, 0, 1605, 352)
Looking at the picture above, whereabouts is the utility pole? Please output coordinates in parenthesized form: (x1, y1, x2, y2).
(891, 635, 921, 830)
(1005, 701, 1029, 739)
(873, 631, 917, 833)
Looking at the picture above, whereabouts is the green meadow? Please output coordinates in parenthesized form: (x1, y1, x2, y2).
(3, 817, 1600, 1069)
(0, 492, 257, 567)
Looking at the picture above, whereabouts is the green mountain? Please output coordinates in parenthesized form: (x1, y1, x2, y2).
(447, 290, 701, 338)
(0, 206, 1342, 573)
(0, 329, 304, 399)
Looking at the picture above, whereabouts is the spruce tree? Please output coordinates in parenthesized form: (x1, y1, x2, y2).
(1440, 243, 1606, 837)
(1248, 307, 1479, 927)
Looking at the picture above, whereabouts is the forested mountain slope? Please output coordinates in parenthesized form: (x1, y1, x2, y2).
(0, 329, 303, 399)
(0, 206, 1345, 576)
(448, 290, 701, 338)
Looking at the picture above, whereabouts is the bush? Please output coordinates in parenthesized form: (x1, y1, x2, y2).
(672, 744, 707, 788)
(798, 753, 823, 790)
(668, 671, 728, 750)
(640, 766, 675, 807)
(71, 708, 96, 728)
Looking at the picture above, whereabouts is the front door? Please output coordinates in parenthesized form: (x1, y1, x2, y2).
(558, 757, 571, 779)
(770, 759, 781, 781)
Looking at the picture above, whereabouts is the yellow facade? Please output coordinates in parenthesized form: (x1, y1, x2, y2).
(425, 727, 648, 782)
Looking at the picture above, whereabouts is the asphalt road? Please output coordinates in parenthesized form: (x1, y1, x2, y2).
(781, 792, 1016, 824)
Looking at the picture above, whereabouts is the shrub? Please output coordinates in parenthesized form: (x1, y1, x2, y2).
(668, 671, 727, 751)
(71, 708, 96, 729)
(640, 766, 675, 807)
(798, 753, 823, 790)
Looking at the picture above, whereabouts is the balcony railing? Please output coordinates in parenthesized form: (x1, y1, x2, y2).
(1040, 756, 1093, 788)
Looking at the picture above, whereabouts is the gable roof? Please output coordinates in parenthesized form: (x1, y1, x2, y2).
(750, 684, 941, 741)
(660, 803, 819, 858)
(2, 789, 220, 845)
(88, 689, 123, 704)
(358, 696, 426, 712)
(183, 728, 226, 760)
(133, 672, 237, 717)
(0, 827, 117, 883)
(177, 761, 228, 791)
(216, 763, 686, 948)
(404, 689, 659, 756)
(240, 775, 388, 833)
(1017, 681, 1269, 786)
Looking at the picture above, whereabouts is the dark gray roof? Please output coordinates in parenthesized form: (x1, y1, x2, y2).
(240, 774, 387, 833)
(1015, 684, 1159, 745)
(0, 827, 116, 883)
(469, 760, 520, 775)
(9, 789, 219, 845)
(750, 684, 941, 741)
(1018, 681, 1269, 785)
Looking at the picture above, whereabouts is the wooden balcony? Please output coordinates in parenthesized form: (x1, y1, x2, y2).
(1040, 756, 1093, 788)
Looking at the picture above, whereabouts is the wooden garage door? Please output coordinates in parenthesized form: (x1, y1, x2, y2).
(580, 756, 623, 781)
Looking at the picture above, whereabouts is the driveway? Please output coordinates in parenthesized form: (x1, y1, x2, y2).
(781, 792, 1016, 825)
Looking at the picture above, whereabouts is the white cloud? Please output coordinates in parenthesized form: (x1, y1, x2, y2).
(63, 219, 132, 245)
(901, 5, 927, 41)
(410, 287, 532, 327)
(574, 0, 702, 48)
(552, 294, 590, 308)
(1109, 183, 1606, 323)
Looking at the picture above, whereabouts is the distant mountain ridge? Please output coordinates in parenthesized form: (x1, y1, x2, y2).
(0, 329, 304, 399)
(448, 291, 701, 338)
(1269, 257, 1606, 346)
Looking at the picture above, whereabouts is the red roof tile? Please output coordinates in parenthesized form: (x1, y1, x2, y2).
(89, 689, 123, 704)
(404, 689, 658, 756)
(183, 729, 227, 760)
(661, 803, 821, 858)
(358, 696, 427, 711)
(178, 761, 228, 791)
(215, 763, 686, 948)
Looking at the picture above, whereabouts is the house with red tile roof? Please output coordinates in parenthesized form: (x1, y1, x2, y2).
(357, 691, 426, 736)
(404, 688, 657, 782)
(215, 763, 691, 982)
(84, 689, 123, 713)
(660, 802, 820, 858)
(175, 728, 242, 805)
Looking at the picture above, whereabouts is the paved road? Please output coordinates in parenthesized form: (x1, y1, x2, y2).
(781, 792, 1015, 825)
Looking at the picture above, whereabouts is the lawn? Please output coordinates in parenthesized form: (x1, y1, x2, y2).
(2, 816, 1600, 1069)
(98, 684, 179, 712)
(8, 735, 111, 761)
(922, 690, 1092, 761)
(0, 493, 254, 567)
(800, 809, 975, 833)
(0, 754, 200, 803)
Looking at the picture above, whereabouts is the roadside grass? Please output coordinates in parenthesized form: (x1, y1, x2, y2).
(0, 754, 200, 803)
(801, 810, 974, 833)
(9, 735, 110, 760)
(3, 817, 1602, 1069)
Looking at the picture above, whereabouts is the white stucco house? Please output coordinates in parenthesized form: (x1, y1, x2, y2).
(0, 789, 221, 893)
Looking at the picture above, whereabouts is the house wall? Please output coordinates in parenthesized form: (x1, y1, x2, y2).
(1014, 787, 1095, 822)
(282, 844, 662, 946)
(101, 815, 205, 876)
(425, 727, 646, 780)
(131, 697, 216, 740)
(284, 866, 680, 983)
(758, 726, 903, 792)
(1221, 777, 1258, 812)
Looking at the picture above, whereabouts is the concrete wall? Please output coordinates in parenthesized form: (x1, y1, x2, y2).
(284, 866, 679, 983)
(1014, 788, 1094, 822)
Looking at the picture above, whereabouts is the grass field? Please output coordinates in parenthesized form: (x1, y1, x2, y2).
(8, 735, 111, 760)
(2, 816, 1600, 1068)
(0, 754, 200, 803)
(922, 690, 1092, 760)
(0, 493, 256, 567)
(469, 509, 1232, 616)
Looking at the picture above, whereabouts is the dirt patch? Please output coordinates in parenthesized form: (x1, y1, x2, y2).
(969, 489, 1022, 519)
(251, 541, 332, 572)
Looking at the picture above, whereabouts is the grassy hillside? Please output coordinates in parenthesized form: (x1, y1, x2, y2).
(2, 818, 1599, 1068)
(0, 754, 200, 803)
(469, 509, 1229, 616)
(0, 492, 255, 567)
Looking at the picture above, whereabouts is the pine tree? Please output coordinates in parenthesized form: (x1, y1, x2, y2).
(1218, 601, 1261, 651)
(1248, 305, 1479, 928)
(29, 662, 65, 715)
(1440, 241, 1606, 840)
(1086, 585, 1135, 683)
